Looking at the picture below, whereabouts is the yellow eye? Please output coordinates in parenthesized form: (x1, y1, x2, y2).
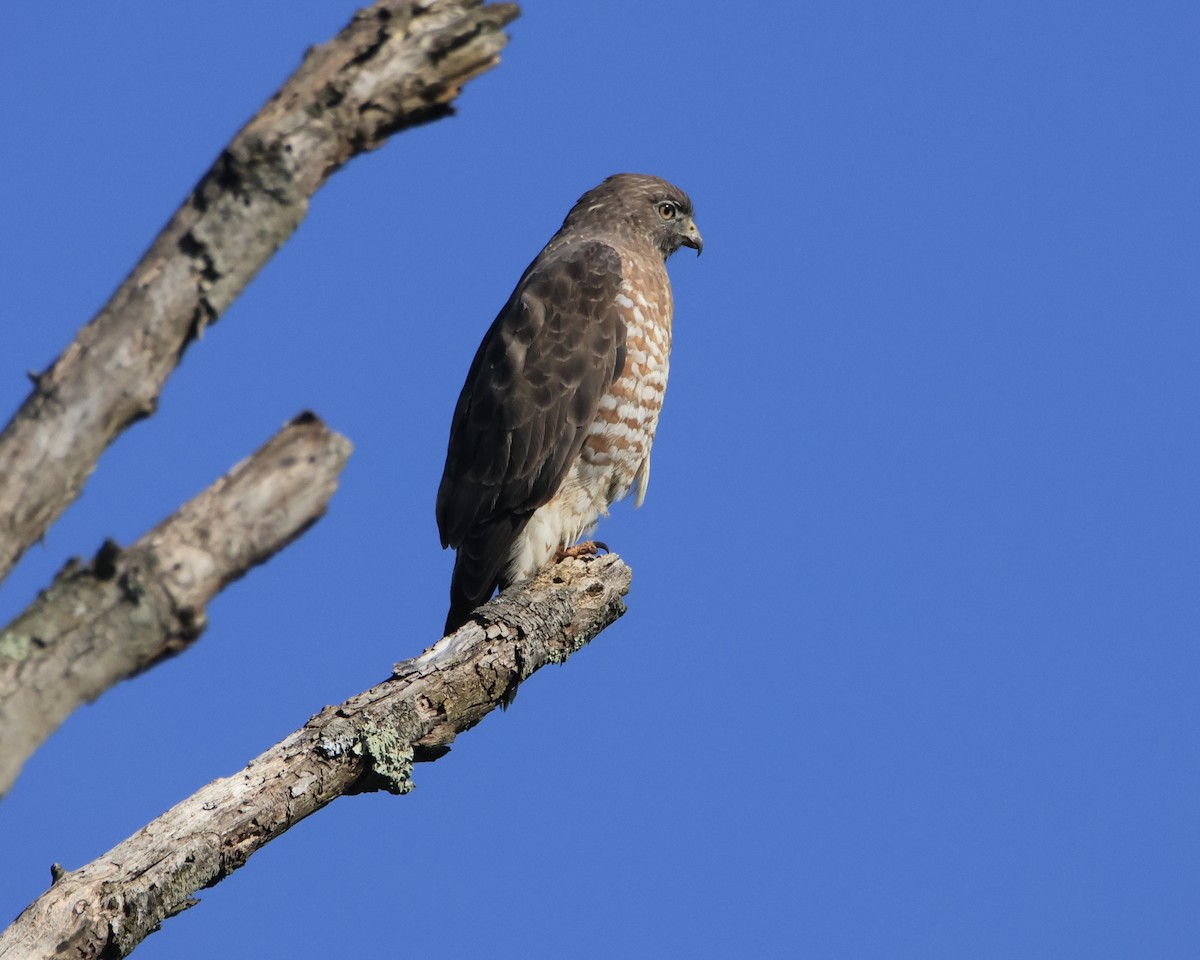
(657, 201, 677, 220)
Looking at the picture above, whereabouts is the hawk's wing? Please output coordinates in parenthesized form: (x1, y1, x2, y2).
(436, 240, 627, 618)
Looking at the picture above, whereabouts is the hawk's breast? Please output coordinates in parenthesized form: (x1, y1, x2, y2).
(580, 254, 673, 508)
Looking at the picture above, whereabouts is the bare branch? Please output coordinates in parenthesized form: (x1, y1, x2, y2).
(0, 413, 353, 797)
(0, 0, 519, 585)
(0, 555, 631, 960)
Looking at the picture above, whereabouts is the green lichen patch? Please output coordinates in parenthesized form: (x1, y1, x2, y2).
(0, 630, 31, 661)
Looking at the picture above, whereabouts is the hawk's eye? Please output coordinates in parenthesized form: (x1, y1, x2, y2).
(657, 201, 677, 221)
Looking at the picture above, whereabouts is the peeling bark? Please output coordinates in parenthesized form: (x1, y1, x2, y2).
(0, 0, 519, 584)
(0, 555, 630, 960)
(0, 413, 353, 798)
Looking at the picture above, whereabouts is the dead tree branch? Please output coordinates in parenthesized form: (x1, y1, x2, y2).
(0, 554, 630, 960)
(0, 413, 353, 798)
(0, 0, 519, 584)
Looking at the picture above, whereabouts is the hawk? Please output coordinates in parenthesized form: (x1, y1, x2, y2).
(436, 173, 702, 634)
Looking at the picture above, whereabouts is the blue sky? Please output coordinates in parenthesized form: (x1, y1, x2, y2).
(2, 2, 1198, 957)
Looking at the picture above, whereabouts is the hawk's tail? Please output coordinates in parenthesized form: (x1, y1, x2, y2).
(444, 517, 525, 635)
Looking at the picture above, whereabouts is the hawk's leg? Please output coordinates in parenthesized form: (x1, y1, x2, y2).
(554, 540, 609, 562)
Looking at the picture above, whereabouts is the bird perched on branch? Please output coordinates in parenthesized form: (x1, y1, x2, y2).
(436, 173, 702, 634)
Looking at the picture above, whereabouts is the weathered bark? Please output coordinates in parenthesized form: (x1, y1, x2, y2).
(0, 554, 630, 960)
(0, 0, 519, 585)
(0, 413, 352, 798)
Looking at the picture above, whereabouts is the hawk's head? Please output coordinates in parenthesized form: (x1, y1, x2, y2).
(565, 173, 703, 260)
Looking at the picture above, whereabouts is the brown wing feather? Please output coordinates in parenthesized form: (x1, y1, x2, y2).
(437, 241, 627, 629)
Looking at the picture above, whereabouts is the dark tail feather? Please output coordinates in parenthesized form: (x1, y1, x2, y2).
(444, 517, 526, 634)
(444, 581, 481, 635)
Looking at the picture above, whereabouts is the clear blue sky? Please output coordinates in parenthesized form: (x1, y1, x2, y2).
(2, 2, 1198, 957)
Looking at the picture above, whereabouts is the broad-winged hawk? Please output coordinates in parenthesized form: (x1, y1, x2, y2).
(437, 173, 702, 633)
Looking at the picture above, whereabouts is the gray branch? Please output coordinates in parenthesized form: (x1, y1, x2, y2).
(0, 413, 353, 798)
(0, 555, 630, 960)
(0, 0, 519, 584)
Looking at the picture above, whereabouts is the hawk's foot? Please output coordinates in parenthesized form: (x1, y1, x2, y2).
(554, 540, 610, 562)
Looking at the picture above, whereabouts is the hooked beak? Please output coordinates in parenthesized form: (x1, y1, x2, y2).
(681, 217, 703, 256)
